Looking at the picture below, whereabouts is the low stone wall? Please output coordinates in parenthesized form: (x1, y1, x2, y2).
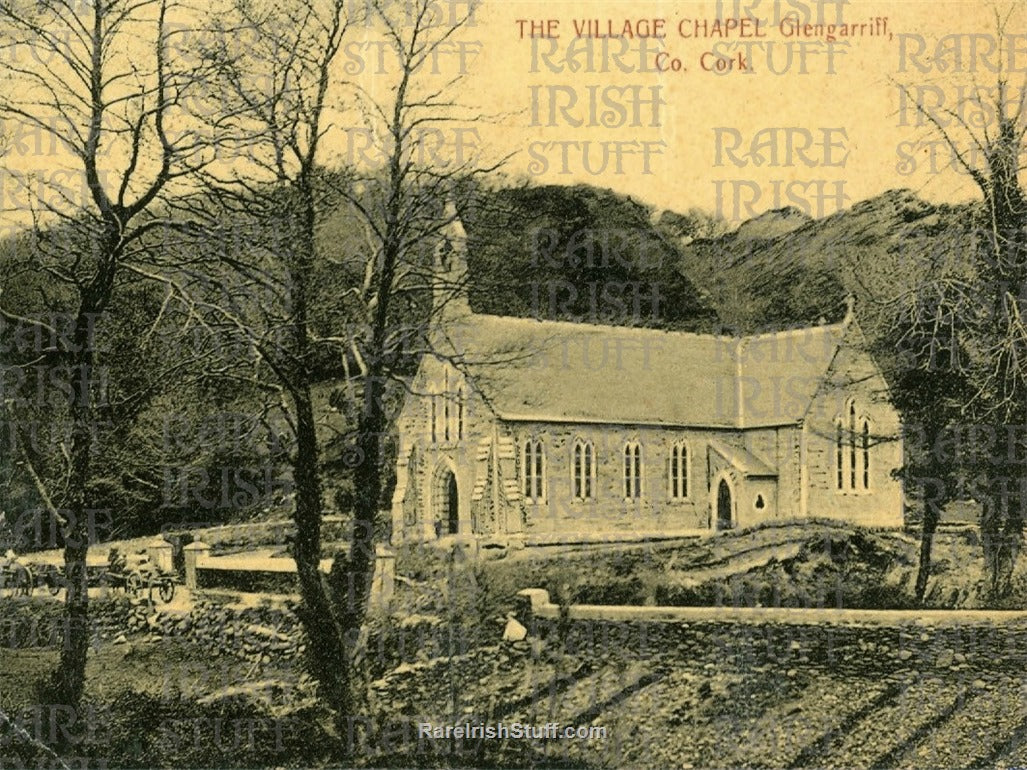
(0, 597, 168, 649)
(193, 567, 301, 594)
(515, 588, 1027, 677)
(167, 598, 304, 668)
(515, 588, 1027, 627)
(0, 596, 303, 670)
(184, 543, 395, 609)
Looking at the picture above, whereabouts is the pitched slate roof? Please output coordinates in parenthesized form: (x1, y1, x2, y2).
(709, 440, 778, 477)
(737, 324, 848, 428)
(436, 312, 848, 429)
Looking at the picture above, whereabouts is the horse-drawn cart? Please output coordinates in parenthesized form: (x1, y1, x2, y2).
(102, 564, 177, 603)
(101, 549, 177, 603)
(0, 554, 33, 597)
(36, 551, 178, 603)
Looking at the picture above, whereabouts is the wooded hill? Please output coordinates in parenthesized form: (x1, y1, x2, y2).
(0, 180, 975, 543)
(677, 188, 975, 336)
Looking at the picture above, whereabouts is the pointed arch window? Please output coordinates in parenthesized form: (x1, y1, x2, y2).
(457, 386, 465, 440)
(572, 440, 595, 500)
(836, 400, 872, 493)
(431, 395, 438, 444)
(443, 368, 451, 442)
(848, 399, 857, 490)
(861, 419, 871, 490)
(437, 237, 453, 271)
(430, 366, 465, 443)
(623, 442, 642, 499)
(669, 442, 689, 499)
(835, 421, 844, 490)
(523, 438, 545, 502)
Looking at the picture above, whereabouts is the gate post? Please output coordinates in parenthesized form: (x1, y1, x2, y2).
(183, 541, 210, 590)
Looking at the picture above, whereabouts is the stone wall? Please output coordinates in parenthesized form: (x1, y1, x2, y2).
(514, 589, 1027, 678)
(0, 596, 303, 671)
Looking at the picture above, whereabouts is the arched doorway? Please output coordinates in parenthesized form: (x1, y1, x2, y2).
(432, 464, 460, 536)
(716, 478, 733, 531)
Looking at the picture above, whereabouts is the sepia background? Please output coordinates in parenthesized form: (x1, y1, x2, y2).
(3, 0, 1027, 767)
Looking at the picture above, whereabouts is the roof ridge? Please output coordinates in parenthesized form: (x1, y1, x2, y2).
(467, 312, 844, 342)
(467, 312, 716, 338)
(740, 322, 847, 343)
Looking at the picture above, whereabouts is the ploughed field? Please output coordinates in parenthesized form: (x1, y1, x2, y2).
(3, 519, 1022, 767)
(364, 618, 1027, 769)
(6, 615, 1027, 768)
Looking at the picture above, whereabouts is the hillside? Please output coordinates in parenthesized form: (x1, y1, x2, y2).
(460, 184, 720, 331)
(0, 181, 981, 542)
(674, 189, 977, 339)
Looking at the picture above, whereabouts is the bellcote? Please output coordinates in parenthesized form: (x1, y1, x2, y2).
(432, 200, 471, 320)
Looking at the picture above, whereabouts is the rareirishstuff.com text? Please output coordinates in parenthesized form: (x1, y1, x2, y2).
(418, 722, 607, 741)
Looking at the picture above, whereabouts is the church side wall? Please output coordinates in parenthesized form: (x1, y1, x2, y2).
(392, 339, 903, 541)
(507, 422, 746, 536)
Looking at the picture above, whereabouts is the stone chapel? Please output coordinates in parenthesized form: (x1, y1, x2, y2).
(390, 211, 904, 545)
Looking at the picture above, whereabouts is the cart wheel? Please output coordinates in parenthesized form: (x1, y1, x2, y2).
(158, 579, 175, 604)
(45, 572, 62, 596)
(126, 571, 143, 597)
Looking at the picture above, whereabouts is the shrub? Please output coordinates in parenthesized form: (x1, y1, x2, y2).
(87, 693, 331, 768)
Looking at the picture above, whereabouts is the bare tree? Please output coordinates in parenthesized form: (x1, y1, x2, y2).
(193, 0, 359, 726)
(189, 0, 500, 742)
(893, 3, 1027, 599)
(326, 0, 500, 716)
(0, 0, 213, 705)
(887, 277, 973, 603)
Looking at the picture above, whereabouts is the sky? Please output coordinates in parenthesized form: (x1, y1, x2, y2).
(0, 0, 1019, 230)
(431, 0, 1017, 221)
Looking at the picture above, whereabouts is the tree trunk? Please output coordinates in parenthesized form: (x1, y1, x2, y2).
(290, 385, 352, 728)
(326, 371, 385, 745)
(283, 183, 355, 741)
(915, 503, 940, 605)
(340, 372, 385, 626)
(329, 215, 401, 744)
(51, 312, 97, 709)
(980, 456, 1024, 601)
(976, 116, 1027, 600)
